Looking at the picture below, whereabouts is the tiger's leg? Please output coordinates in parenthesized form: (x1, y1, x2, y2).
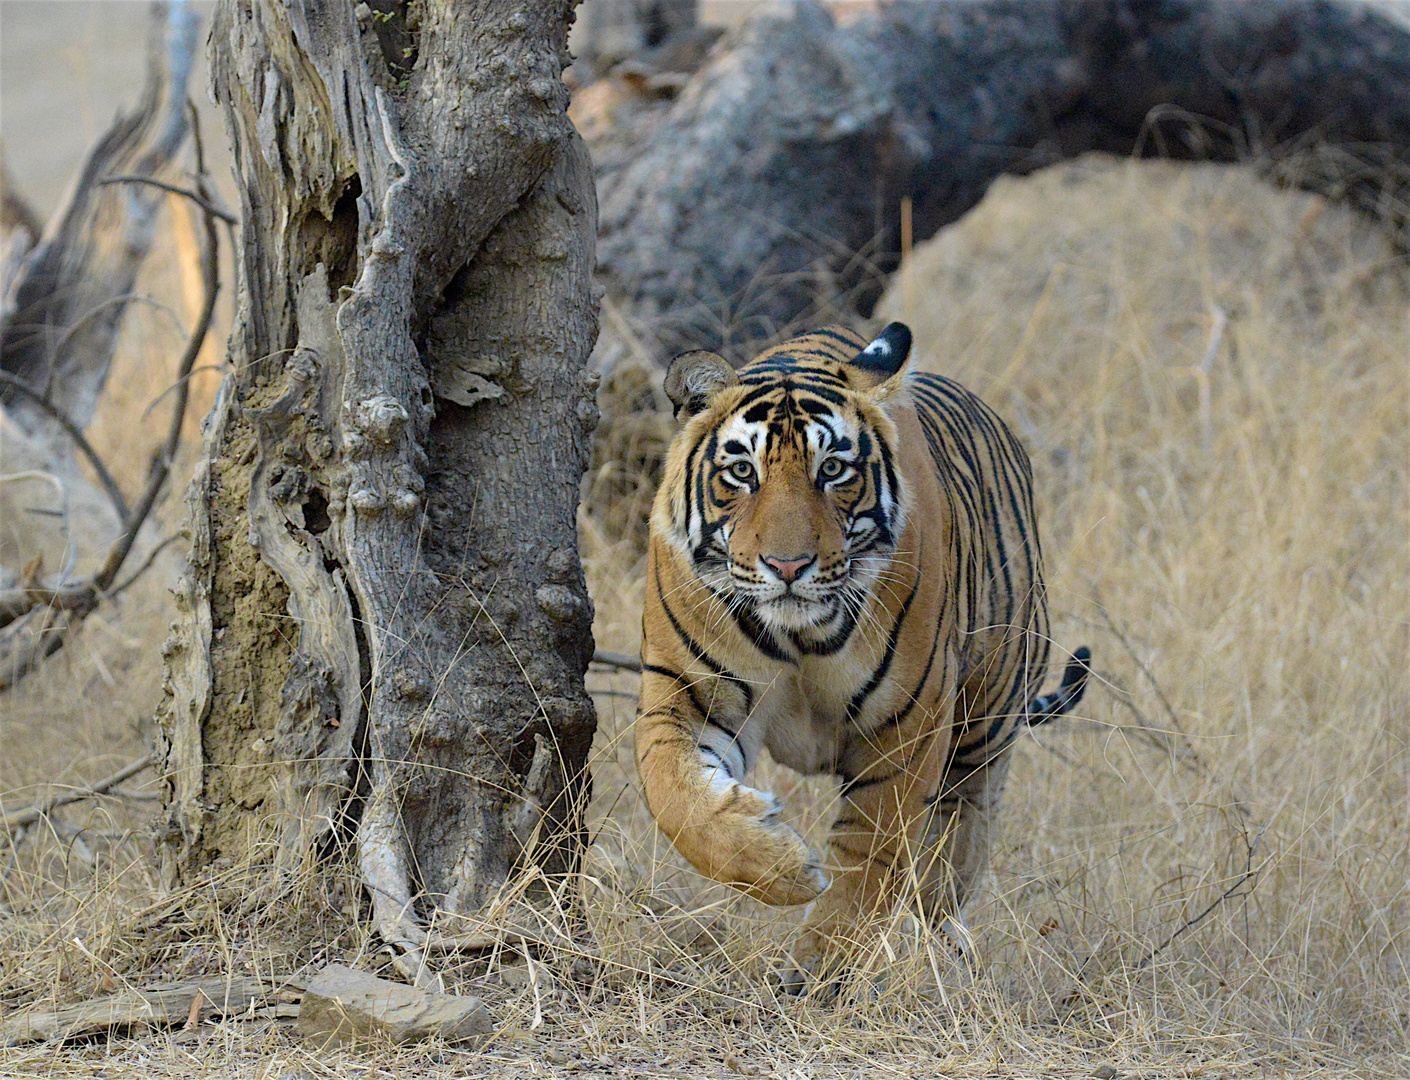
(783, 717, 946, 986)
(634, 667, 828, 907)
(914, 750, 1014, 938)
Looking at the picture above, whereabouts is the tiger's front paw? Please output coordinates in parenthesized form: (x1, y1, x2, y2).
(720, 784, 830, 907)
(773, 944, 851, 1001)
(749, 850, 830, 907)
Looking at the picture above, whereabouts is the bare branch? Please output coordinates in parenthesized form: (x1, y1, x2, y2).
(105, 533, 183, 599)
(0, 370, 131, 526)
(0, 3, 199, 435)
(0, 110, 221, 689)
(2, 752, 155, 832)
(92, 123, 219, 595)
(95, 173, 237, 225)
(1133, 820, 1270, 973)
(591, 648, 642, 673)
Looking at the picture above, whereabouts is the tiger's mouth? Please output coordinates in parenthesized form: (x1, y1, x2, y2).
(754, 591, 837, 632)
(727, 564, 849, 631)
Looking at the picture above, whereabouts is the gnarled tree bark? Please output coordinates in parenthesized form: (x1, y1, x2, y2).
(157, 0, 598, 978)
(592, 0, 1410, 361)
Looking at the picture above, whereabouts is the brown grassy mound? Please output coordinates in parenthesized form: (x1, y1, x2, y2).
(2, 154, 1405, 1076)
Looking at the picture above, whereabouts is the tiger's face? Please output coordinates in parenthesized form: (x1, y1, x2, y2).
(656, 326, 913, 637)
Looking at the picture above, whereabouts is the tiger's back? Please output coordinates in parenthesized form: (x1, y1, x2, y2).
(634, 323, 1086, 983)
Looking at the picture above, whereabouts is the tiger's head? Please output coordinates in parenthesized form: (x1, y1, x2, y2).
(654, 324, 914, 638)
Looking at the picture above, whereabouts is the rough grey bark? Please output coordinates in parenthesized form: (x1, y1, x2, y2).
(157, 0, 598, 975)
(594, 0, 1410, 360)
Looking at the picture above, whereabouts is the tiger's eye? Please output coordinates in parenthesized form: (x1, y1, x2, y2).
(819, 457, 846, 480)
(729, 460, 756, 482)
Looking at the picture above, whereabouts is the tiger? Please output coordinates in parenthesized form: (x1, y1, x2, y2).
(633, 322, 1090, 987)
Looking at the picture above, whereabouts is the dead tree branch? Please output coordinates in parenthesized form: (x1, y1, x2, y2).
(0, 1, 199, 438)
(0, 136, 220, 688)
(2, 753, 156, 833)
(95, 174, 237, 225)
(0, 371, 130, 526)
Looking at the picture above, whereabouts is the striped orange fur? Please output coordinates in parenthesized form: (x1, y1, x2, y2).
(635, 323, 1089, 984)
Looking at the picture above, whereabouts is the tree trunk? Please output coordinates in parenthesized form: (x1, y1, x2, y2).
(592, 0, 1410, 361)
(156, 0, 599, 975)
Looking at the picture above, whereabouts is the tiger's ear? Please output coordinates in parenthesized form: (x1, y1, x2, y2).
(849, 322, 912, 399)
(664, 350, 739, 420)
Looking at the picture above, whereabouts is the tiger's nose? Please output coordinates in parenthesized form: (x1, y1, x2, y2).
(762, 555, 814, 583)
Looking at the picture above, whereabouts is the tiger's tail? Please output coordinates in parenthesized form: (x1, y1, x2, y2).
(1028, 646, 1091, 726)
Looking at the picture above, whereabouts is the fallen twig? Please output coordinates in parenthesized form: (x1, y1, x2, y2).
(2, 752, 155, 832)
(1133, 818, 1269, 972)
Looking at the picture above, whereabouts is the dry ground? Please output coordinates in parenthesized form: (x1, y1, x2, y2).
(2, 152, 1404, 1078)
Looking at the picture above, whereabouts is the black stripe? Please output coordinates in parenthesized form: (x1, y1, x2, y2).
(809, 327, 867, 350)
(879, 610, 944, 730)
(845, 560, 922, 725)
(789, 589, 863, 656)
(703, 713, 742, 741)
(838, 769, 900, 798)
(729, 601, 795, 664)
(696, 744, 733, 778)
(654, 562, 754, 713)
(642, 661, 738, 735)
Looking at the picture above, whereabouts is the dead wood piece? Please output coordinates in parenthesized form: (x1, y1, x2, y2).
(0, 976, 280, 1047)
(2, 752, 155, 833)
(159, 0, 600, 980)
(296, 964, 492, 1049)
(0, 3, 199, 441)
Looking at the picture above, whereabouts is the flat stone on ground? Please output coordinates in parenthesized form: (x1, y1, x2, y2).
(296, 964, 492, 1048)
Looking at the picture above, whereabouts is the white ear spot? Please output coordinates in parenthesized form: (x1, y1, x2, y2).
(852, 322, 911, 377)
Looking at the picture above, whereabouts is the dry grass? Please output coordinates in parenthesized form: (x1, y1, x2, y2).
(2, 155, 1407, 1077)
